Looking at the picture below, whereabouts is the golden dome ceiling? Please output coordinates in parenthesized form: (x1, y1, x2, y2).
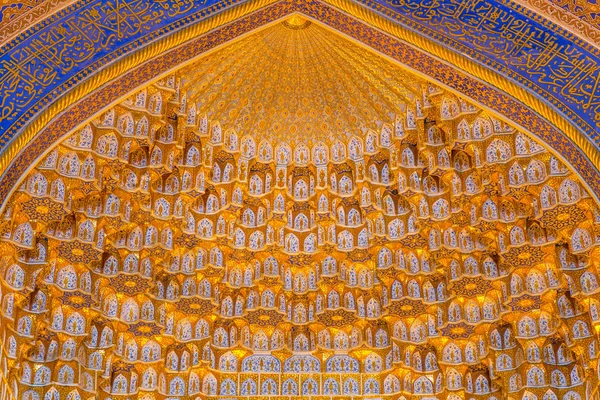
(0, 16, 599, 400)
(180, 18, 419, 145)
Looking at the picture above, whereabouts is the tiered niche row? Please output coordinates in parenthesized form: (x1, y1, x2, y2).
(0, 73, 598, 400)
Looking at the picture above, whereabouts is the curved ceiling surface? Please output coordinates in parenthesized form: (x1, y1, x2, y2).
(0, 0, 599, 202)
(0, 15, 599, 400)
(181, 19, 419, 144)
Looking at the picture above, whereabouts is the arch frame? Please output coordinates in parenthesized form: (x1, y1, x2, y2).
(0, 0, 599, 207)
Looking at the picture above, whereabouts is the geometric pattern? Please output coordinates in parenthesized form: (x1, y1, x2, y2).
(0, 14, 599, 400)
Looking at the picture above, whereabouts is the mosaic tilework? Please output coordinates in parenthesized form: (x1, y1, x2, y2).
(0, 0, 599, 161)
(361, 0, 600, 143)
(0, 0, 599, 165)
(0, 0, 238, 147)
(1, 0, 599, 208)
(2, 59, 598, 400)
(298, 0, 600, 192)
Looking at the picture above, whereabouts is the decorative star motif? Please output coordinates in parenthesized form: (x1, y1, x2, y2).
(400, 234, 427, 248)
(246, 309, 285, 326)
(131, 210, 153, 224)
(449, 276, 493, 297)
(175, 234, 201, 248)
(501, 244, 546, 266)
(104, 216, 128, 230)
(451, 210, 469, 225)
(109, 274, 151, 295)
(186, 189, 203, 198)
(321, 276, 339, 285)
(21, 198, 66, 222)
(60, 291, 94, 309)
(507, 186, 531, 200)
(540, 205, 586, 230)
(132, 192, 149, 202)
(478, 220, 497, 233)
(484, 182, 502, 197)
(505, 293, 541, 312)
(289, 254, 313, 266)
(317, 309, 357, 327)
(439, 322, 475, 339)
(176, 298, 214, 315)
(230, 249, 253, 262)
(480, 165, 496, 178)
(451, 195, 470, 210)
(128, 322, 162, 337)
(347, 249, 371, 262)
(77, 181, 98, 195)
(58, 241, 101, 263)
(101, 177, 118, 191)
(321, 244, 336, 253)
(386, 298, 428, 317)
